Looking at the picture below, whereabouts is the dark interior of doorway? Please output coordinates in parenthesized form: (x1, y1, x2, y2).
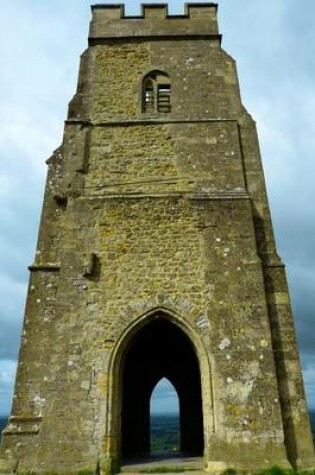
(121, 315, 204, 460)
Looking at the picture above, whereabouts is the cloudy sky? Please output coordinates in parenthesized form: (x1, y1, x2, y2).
(0, 0, 314, 417)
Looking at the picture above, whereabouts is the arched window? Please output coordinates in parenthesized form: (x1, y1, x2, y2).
(142, 71, 171, 113)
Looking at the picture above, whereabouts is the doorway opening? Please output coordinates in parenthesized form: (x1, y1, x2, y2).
(121, 315, 204, 460)
(150, 378, 180, 455)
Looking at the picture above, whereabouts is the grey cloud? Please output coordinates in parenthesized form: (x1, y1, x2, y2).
(0, 275, 25, 360)
(0, 360, 17, 416)
(0, 318, 22, 361)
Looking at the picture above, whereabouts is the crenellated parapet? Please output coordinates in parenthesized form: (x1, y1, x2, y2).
(89, 3, 219, 41)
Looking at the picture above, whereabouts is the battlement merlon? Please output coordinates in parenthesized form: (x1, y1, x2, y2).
(89, 3, 220, 41)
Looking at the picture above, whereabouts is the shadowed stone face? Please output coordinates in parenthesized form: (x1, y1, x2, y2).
(0, 3, 314, 474)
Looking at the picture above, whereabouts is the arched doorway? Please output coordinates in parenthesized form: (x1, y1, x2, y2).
(121, 315, 204, 460)
(150, 378, 180, 454)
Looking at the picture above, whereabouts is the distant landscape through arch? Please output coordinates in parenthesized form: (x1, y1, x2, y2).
(150, 378, 180, 453)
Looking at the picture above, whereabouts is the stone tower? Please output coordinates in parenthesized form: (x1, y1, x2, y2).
(0, 3, 314, 474)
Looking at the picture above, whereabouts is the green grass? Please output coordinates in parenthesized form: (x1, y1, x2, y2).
(257, 467, 315, 475)
(16, 471, 94, 475)
(139, 467, 190, 473)
(14, 467, 315, 475)
(222, 467, 315, 475)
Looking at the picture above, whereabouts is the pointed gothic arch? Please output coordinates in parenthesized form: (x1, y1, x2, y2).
(150, 377, 179, 416)
(105, 308, 213, 469)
